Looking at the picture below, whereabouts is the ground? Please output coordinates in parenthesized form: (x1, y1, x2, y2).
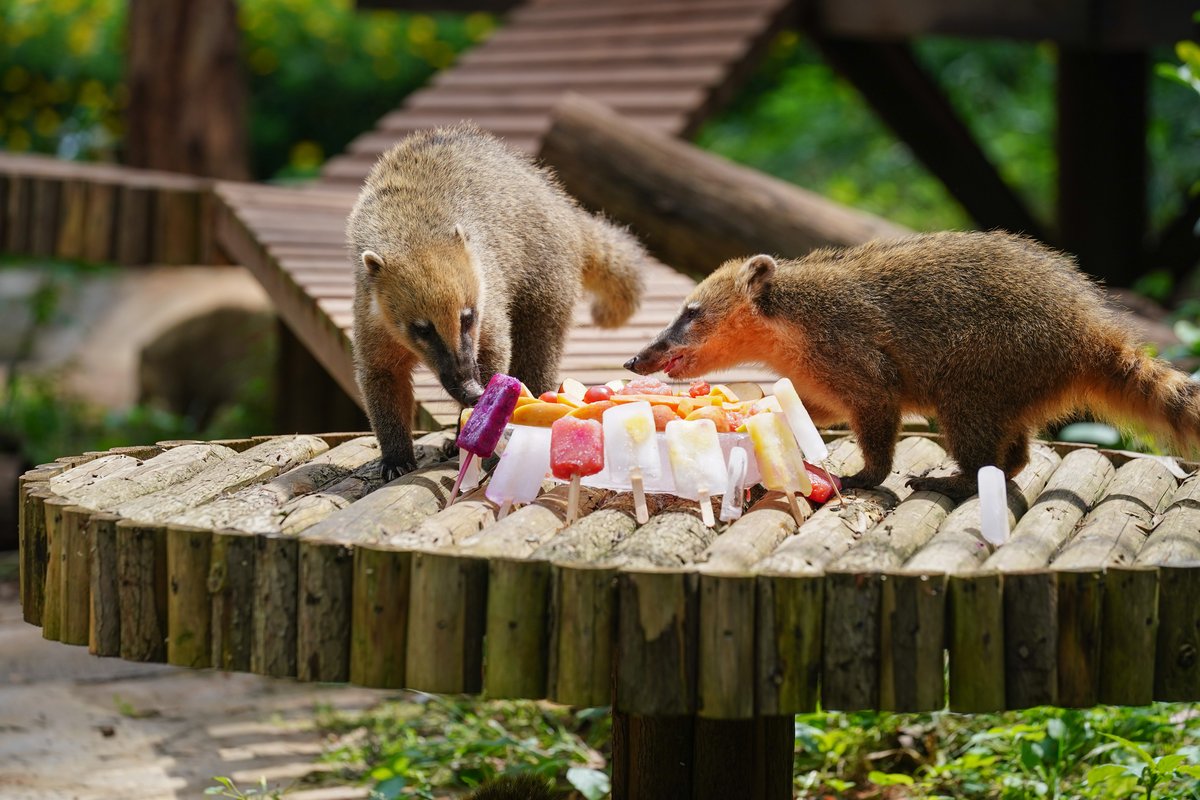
(0, 555, 380, 800)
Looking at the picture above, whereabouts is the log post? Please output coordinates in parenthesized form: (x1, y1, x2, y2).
(209, 529, 256, 672)
(350, 544, 411, 688)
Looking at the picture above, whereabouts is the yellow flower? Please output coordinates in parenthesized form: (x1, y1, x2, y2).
(7, 127, 32, 151)
(78, 79, 108, 109)
(289, 140, 323, 171)
(407, 15, 436, 45)
(34, 107, 60, 137)
(465, 13, 495, 41)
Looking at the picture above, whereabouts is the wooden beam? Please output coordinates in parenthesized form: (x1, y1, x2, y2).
(806, 0, 1195, 48)
(1057, 47, 1147, 285)
(809, 36, 1046, 241)
(353, 0, 520, 10)
(540, 94, 907, 280)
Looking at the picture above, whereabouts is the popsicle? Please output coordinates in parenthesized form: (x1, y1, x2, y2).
(449, 373, 522, 504)
(603, 401, 662, 523)
(551, 416, 605, 524)
(746, 411, 812, 524)
(665, 418, 727, 527)
(719, 446, 749, 523)
(977, 465, 1010, 545)
(486, 425, 552, 518)
(773, 378, 844, 506)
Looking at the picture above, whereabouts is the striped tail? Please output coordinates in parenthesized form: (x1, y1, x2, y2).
(1086, 343, 1200, 453)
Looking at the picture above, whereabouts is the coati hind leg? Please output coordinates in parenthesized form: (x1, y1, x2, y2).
(841, 400, 901, 491)
(908, 412, 1020, 499)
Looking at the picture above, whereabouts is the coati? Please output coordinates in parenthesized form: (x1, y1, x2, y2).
(348, 125, 647, 478)
(465, 774, 555, 800)
(625, 231, 1199, 498)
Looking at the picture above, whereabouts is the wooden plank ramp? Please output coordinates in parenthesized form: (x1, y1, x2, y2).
(320, 0, 795, 186)
(19, 432, 1200, 717)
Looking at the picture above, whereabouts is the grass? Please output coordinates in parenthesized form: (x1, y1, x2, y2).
(258, 698, 1200, 799)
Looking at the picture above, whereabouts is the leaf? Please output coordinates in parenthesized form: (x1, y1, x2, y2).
(1104, 733, 1155, 765)
(373, 776, 408, 800)
(868, 770, 915, 786)
(567, 767, 611, 800)
(1087, 764, 1131, 785)
(1157, 754, 1188, 774)
(1046, 718, 1067, 740)
(1175, 319, 1200, 348)
(1176, 765, 1200, 778)
(1178, 41, 1200, 71)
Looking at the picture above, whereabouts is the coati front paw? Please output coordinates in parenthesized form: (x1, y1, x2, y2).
(380, 453, 417, 483)
(905, 474, 977, 500)
(841, 470, 887, 491)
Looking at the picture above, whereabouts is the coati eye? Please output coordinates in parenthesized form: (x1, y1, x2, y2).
(681, 303, 701, 321)
(460, 307, 476, 329)
(409, 319, 434, 339)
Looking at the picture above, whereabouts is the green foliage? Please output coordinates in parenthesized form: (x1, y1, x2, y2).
(206, 776, 287, 799)
(0, 0, 490, 179)
(315, 696, 608, 798)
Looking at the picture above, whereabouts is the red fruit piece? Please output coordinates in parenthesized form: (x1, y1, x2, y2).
(550, 416, 604, 480)
(688, 379, 711, 397)
(804, 462, 842, 504)
(583, 385, 613, 404)
(538, 391, 559, 403)
(619, 376, 674, 396)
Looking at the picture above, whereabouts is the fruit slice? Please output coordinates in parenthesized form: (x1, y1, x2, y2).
(804, 462, 842, 504)
(583, 385, 613, 404)
(684, 406, 732, 432)
(688, 379, 711, 398)
(708, 384, 739, 403)
(556, 393, 586, 409)
(604, 379, 626, 393)
(651, 404, 677, 431)
(512, 402, 572, 427)
(567, 400, 615, 421)
(559, 378, 587, 401)
(727, 382, 764, 401)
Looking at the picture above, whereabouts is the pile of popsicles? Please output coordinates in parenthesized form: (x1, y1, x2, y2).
(448, 373, 842, 526)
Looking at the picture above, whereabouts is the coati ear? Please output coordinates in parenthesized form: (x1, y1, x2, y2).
(454, 223, 470, 245)
(361, 250, 384, 276)
(735, 254, 776, 298)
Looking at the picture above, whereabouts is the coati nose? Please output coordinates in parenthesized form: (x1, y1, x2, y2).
(623, 356, 638, 371)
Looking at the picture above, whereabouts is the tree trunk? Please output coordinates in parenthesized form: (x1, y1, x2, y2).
(125, 0, 250, 180)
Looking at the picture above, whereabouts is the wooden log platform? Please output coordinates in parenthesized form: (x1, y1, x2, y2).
(17, 431, 1200, 717)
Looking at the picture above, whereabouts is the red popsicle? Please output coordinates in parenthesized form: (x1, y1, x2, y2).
(550, 416, 604, 524)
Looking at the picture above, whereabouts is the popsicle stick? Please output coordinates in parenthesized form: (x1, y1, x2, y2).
(822, 460, 847, 507)
(497, 498, 513, 519)
(785, 491, 805, 525)
(631, 467, 649, 524)
(698, 489, 716, 528)
(567, 475, 582, 525)
(448, 453, 474, 505)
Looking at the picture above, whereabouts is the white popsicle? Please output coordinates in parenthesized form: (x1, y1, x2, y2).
(977, 465, 1010, 545)
(773, 378, 829, 462)
(665, 418, 727, 527)
(719, 447, 749, 523)
(603, 401, 662, 523)
(485, 425, 551, 517)
(457, 448, 483, 492)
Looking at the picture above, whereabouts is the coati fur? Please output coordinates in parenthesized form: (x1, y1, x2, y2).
(626, 231, 1199, 498)
(348, 125, 647, 478)
(465, 774, 555, 800)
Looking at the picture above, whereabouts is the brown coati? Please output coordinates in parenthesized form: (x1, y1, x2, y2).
(348, 125, 647, 478)
(465, 774, 556, 800)
(625, 231, 1198, 498)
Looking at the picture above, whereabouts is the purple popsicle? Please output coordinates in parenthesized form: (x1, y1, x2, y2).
(457, 373, 522, 456)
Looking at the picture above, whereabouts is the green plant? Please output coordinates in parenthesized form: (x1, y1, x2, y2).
(206, 776, 288, 799)
(1087, 734, 1200, 799)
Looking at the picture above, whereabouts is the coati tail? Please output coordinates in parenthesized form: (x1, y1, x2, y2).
(1086, 342, 1200, 454)
(581, 216, 645, 328)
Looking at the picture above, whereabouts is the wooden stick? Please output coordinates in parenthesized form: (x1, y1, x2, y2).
(630, 467, 649, 524)
(784, 491, 804, 525)
(698, 489, 715, 528)
(447, 452, 474, 505)
(822, 459, 847, 507)
(497, 497, 513, 519)
(566, 475, 581, 525)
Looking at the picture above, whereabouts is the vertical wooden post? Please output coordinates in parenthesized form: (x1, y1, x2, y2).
(1057, 48, 1147, 285)
(125, 0, 249, 180)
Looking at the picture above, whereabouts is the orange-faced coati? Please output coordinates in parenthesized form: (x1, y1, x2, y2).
(348, 126, 647, 478)
(626, 231, 1198, 498)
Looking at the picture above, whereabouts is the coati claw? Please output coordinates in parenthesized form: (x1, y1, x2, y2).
(380, 455, 417, 483)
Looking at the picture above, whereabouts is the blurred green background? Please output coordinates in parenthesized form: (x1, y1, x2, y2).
(3, 0, 1197, 233)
